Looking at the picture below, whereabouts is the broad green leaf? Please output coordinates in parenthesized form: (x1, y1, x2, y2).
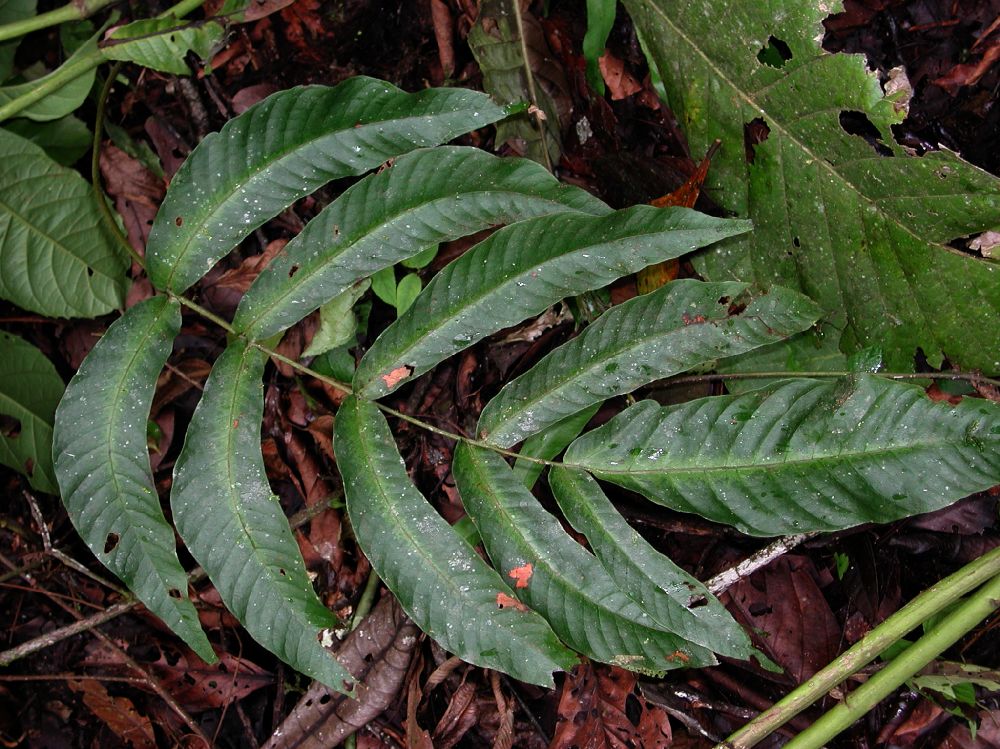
(0, 0, 35, 81)
(301, 279, 369, 358)
(548, 467, 754, 659)
(0, 33, 99, 121)
(395, 273, 421, 315)
(356, 206, 750, 398)
(479, 280, 820, 447)
(146, 80, 510, 293)
(583, 0, 616, 93)
(334, 396, 576, 686)
(565, 375, 1000, 536)
(513, 404, 599, 490)
(400, 245, 437, 269)
(369, 267, 396, 307)
(453, 443, 716, 673)
(469, 0, 562, 167)
(234, 146, 608, 340)
(0, 129, 127, 317)
(101, 16, 225, 75)
(623, 0, 1000, 372)
(0, 331, 62, 492)
(171, 339, 352, 690)
(52, 298, 214, 661)
(3, 114, 91, 165)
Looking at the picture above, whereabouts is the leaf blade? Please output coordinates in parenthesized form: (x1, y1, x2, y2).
(355, 206, 751, 398)
(453, 443, 716, 674)
(233, 146, 608, 340)
(334, 396, 576, 686)
(100, 16, 224, 75)
(478, 280, 821, 447)
(565, 375, 1000, 536)
(548, 467, 754, 659)
(171, 339, 352, 690)
(53, 297, 214, 661)
(0, 128, 127, 317)
(145, 79, 510, 293)
(0, 331, 63, 492)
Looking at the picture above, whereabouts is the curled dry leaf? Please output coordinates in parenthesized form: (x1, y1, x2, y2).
(263, 596, 420, 749)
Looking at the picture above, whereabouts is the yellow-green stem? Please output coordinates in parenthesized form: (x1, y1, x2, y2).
(721, 544, 1000, 748)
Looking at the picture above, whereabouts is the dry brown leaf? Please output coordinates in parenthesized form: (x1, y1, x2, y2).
(598, 52, 643, 100)
(550, 661, 672, 749)
(99, 144, 165, 258)
(68, 680, 156, 749)
(726, 555, 840, 683)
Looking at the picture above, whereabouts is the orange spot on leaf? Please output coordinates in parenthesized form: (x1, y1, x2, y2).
(508, 563, 533, 589)
(666, 650, 691, 663)
(232, 419, 239, 428)
(496, 592, 527, 611)
(380, 365, 413, 389)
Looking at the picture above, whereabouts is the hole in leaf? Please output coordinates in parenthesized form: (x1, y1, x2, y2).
(624, 692, 643, 726)
(0, 414, 21, 438)
(168, 588, 182, 599)
(278, 568, 286, 576)
(744, 118, 770, 164)
(793, 236, 801, 248)
(749, 602, 772, 617)
(839, 111, 893, 156)
(175, 216, 183, 227)
(104, 533, 120, 553)
(341, 680, 355, 693)
(757, 36, 793, 68)
(288, 265, 300, 278)
(687, 595, 708, 608)
(319, 694, 332, 705)
(86, 267, 94, 277)
(717, 296, 731, 306)
(727, 300, 748, 316)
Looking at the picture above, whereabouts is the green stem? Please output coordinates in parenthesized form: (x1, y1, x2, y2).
(0, 0, 119, 43)
(160, 0, 208, 18)
(92, 60, 145, 268)
(0, 47, 104, 122)
(349, 571, 380, 630)
(721, 544, 1000, 748)
(784, 570, 1000, 749)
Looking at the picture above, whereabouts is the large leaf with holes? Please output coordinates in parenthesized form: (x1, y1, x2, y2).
(453, 443, 716, 674)
(548, 467, 753, 659)
(52, 298, 215, 661)
(334, 396, 576, 686)
(623, 0, 1000, 372)
(145, 78, 509, 293)
(0, 332, 62, 493)
(355, 206, 750, 397)
(234, 146, 609, 340)
(565, 375, 1000, 537)
(478, 280, 820, 447)
(170, 339, 352, 690)
(100, 16, 225, 75)
(0, 129, 126, 317)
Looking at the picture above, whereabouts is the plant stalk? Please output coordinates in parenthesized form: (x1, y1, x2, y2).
(0, 0, 118, 43)
(0, 47, 104, 122)
(721, 544, 1000, 748)
(783, 569, 1000, 748)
